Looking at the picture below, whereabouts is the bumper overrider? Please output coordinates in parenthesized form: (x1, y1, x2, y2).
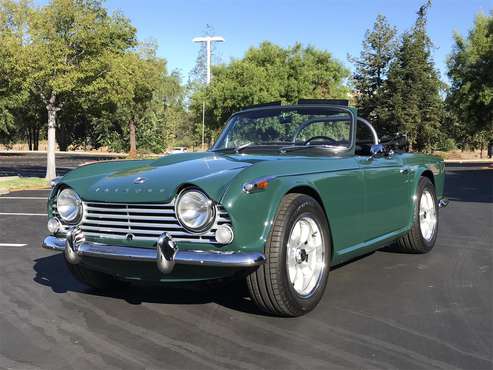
(42, 228, 266, 274)
(438, 198, 449, 208)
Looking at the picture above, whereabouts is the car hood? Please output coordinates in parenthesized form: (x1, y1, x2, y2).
(60, 152, 259, 203)
(59, 151, 356, 204)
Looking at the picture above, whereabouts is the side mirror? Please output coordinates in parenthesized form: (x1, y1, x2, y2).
(370, 144, 385, 157)
(370, 143, 394, 159)
(380, 133, 409, 152)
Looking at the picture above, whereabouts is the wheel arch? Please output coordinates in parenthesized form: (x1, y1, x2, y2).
(420, 169, 435, 186)
(286, 185, 335, 262)
(405, 167, 437, 230)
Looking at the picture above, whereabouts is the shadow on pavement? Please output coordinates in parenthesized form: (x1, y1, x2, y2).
(0, 166, 73, 177)
(32, 253, 265, 316)
(0, 152, 126, 177)
(444, 169, 493, 203)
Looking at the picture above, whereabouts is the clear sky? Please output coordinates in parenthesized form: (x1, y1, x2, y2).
(104, 1, 491, 81)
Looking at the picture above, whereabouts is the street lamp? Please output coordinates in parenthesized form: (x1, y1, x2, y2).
(193, 35, 224, 150)
(192, 36, 224, 84)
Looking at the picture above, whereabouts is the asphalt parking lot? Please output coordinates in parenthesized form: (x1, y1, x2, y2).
(0, 152, 126, 177)
(0, 168, 492, 369)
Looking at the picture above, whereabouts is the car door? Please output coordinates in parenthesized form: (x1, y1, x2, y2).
(314, 156, 365, 252)
(357, 153, 410, 241)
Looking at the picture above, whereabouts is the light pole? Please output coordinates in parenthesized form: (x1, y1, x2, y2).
(192, 35, 224, 150)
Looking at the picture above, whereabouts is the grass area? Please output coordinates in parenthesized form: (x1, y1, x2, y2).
(0, 176, 50, 193)
(433, 149, 491, 160)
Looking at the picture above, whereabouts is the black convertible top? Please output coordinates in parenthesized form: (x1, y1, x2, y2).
(241, 99, 349, 111)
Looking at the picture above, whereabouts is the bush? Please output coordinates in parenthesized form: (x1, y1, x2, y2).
(438, 138, 457, 151)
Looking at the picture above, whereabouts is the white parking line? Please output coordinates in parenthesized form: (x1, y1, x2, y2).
(0, 197, 47, 200)
(0, 213, 46, 216)
(0, 243, 26, 247)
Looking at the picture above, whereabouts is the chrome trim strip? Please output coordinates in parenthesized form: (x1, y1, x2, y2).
(84, 206, 175, 214)
(80, 224, 186, 233)
(42, 235, 266, 268)
(80, 231, 215, 242)
(357, 117, 379, 145)
(82, 219, 180, 227)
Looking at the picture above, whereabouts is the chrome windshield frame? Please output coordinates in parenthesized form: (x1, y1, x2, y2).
(211, 105, 356, 154)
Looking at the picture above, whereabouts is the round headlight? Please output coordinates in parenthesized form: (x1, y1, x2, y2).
(56, 188, 82, 223)
(176, 189, 215, 232)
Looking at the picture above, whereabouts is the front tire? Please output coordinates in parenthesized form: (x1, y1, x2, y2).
(247, 193, 331, 317)
(395, 176, 439, 253)
(65, 259, 130, 291)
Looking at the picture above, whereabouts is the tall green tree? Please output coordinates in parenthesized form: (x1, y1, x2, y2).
(1, 0, 189, 158)
(192, 42, 349, 137)
(95, 43, 182, 156)
(13, 94, 46, 150)
(23, 0, 136, 179)
(381, 1, 444, 151)
(0, 0, 31, 138)
(447, 11, 493, 155)
(350, 15, 397, 133)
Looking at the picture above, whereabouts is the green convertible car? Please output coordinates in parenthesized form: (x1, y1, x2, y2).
(43, 100, 448, 316)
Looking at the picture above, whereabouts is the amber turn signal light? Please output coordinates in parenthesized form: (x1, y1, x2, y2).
(242, 176, 276, 193)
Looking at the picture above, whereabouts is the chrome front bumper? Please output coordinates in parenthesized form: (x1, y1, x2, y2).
(42, 231, 266, 274)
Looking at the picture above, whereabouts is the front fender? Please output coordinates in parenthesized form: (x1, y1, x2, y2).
(220, 158, 364, 256)
(219, 176, 309, 253)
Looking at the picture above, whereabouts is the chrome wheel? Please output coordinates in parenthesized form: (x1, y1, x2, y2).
(286, 216, 325, 297)
(419, 190, 437, 241)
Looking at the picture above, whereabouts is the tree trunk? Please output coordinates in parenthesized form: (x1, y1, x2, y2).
(129, 119, 137, 159)
(46, 94, 60, 181)
(34, 126, 39, 151)
(27, 129, 32, 151)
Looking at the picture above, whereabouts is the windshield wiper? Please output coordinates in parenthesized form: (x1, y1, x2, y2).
(234, 142, 253, 153)
(279, 145, 346, 154)
(211, 142, 257, 154)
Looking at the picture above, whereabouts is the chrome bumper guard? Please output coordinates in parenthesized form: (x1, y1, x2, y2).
(438, 198, 449, 208)
(42, 230, 266, 274)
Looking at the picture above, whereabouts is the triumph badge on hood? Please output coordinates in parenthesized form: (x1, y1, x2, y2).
(133, 177, 148, 184)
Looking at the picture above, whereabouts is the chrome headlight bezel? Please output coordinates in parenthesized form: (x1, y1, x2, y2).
(175, 188, 215, 233)
(56, 188, 83, 224)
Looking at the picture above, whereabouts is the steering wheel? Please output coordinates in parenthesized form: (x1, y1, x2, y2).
(303, 136, 339, 146)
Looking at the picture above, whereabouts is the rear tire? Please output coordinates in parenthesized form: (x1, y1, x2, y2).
(395, 177, 438, 253)
(247, 193, 331, 317)
(65, 259, 129, 291)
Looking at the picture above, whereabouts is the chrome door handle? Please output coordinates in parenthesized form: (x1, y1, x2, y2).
(400, 168, 410, 174)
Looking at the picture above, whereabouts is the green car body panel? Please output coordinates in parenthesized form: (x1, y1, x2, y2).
(45, 105, 446, 283)
(47, 153, 445, 282)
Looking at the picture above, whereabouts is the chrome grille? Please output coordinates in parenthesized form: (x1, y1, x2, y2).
(52, 200, 231, 244)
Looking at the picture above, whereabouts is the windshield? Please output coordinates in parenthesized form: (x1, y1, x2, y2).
(212, 106, 353, 152)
